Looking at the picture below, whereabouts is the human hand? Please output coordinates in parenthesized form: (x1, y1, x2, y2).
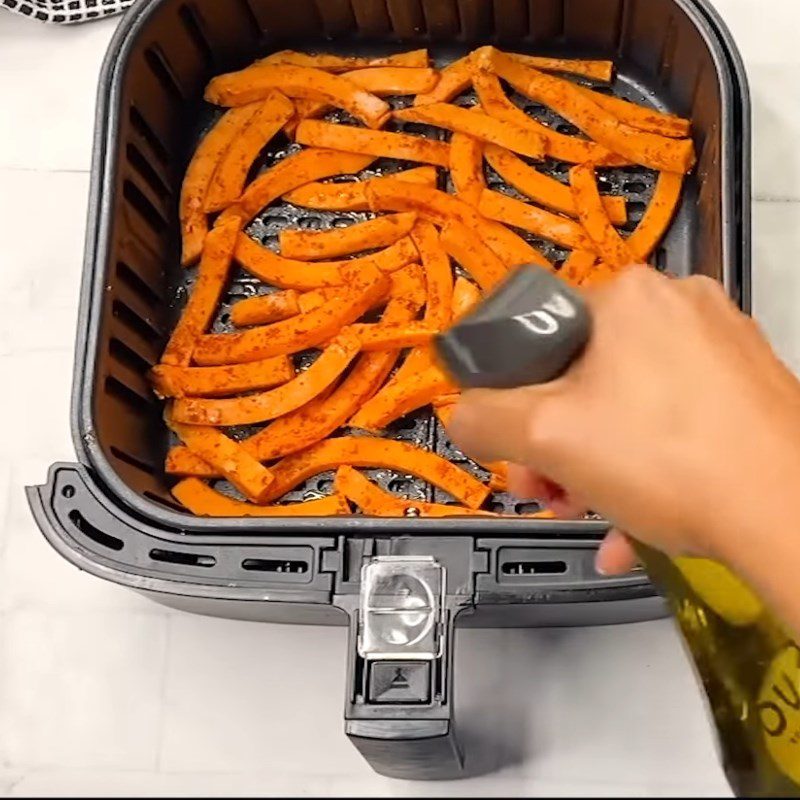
(449, 267, 800, 581)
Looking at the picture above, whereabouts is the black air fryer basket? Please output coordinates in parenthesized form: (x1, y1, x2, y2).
(27, 0, 750, 779)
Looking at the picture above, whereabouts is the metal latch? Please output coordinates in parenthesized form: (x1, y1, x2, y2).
(358, 556, 445, 661)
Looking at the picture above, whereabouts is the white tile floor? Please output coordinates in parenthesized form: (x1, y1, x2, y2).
(0, 1, 798, 796)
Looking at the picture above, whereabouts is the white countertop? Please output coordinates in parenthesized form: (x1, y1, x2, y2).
(0, 2, 798, 796)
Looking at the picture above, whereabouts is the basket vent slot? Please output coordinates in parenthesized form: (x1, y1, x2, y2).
(112, 299, 163, 345)
(129, 105, 170, 165)
(150, 548, 216, 567)
(241, 558, 309, 574)
(116, 261, 164, 307)
(501, 560, 568, 576)
(144, 45, 185, 102)
(178, 4, 215, 68)
(109, 337, 154, 375)
(123, 179, 168, 234)
(68, 510, 124, 552)
(110, 445, 157, 475)
(105, 377, 155, 416)
(126, 142, 171, 202)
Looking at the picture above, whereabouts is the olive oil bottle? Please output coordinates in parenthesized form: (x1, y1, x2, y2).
(641, 548, 800, 796)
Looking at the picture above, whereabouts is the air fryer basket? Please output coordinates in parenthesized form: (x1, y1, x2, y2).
(27, 0, 750, 779)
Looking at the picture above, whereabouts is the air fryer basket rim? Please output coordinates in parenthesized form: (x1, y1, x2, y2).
(69, 0, 751, 534)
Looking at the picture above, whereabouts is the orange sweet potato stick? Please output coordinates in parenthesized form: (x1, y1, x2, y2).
(294, 119, 452, 168)
(230, 290, 301, 327)
(334, 466, 492, 517)
(477, 48, 696, 174)
(439, 219, 508, 291)
(366, 180, 550, 268)
(283, 166, 438, 211)
(161, 216, 240, 366)
(150, 356, 294, 399)
(478, 189, 596, 251)
(262, 437, 490, 508)
(347, 321, 436, 351)
(345, 67, 440, 95)
(411, 221, 453, 330)
(172, 478, 351, 517)
(278, 212, 417, 260)
(192, 263, 390, 365)
(394, 103, 546, 161)
(221, 148, 376, 226)
(569, 163, 637, 269)
(510, 52, 613, 83)
(283, 167, 436, 211)
(449, 132, 485, 206)
(451, 275, 482, 317)
(204, 91, 294, 213)
(262, 49, 429, 72)
(297, 287, 342, 313)
(574, 85, 691, 138)
(166, 413, 274, 503)
(558, 249, 599, 287)
(627, 172, 685, 261)
(484, 144, 627, 224)
(413, 51, 612, 107)
(205, 65, 391, 128)
(579, 261, 616, 286)
(164, 267, 427, 476)
(179, 103, 260, 266)
(172, 332, 361, 425)
(472, 71, 626, 166)
(235, 233, 418, 289)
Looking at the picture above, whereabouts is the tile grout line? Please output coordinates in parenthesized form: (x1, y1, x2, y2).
(0, 166, 91, 175)
(753, 195, 800, 204)
(153, 614, 173, 772)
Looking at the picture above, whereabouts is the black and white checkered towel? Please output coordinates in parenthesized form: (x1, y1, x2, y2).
(1, 0, 134, 23)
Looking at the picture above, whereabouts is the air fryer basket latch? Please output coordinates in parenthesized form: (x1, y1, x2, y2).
(345, 555, 466, 779)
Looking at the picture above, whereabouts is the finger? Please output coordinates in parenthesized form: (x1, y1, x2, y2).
(449, 384, 560, 467)
(595, 528, 639, 576)
(507, 465, 587, 519)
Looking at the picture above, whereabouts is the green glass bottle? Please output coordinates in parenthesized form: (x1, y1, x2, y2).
(640, 548, 800, 796)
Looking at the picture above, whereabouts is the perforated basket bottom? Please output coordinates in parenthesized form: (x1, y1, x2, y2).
(168, 57, 663, 516)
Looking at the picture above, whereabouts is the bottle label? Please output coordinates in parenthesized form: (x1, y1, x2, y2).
(758, 643, 800, 784)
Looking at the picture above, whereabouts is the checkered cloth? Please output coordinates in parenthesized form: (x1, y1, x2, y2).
(1, 0, 134, 23)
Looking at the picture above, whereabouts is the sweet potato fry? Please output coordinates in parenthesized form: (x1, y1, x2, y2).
(297, 287, 342, 313)
(334, 466, 490, 517)
(450, 132, 485, 206)
(262, 49, 429, 72)
(473, 71, 626, 166)
(366, 180, 550, 268)
(205, 64, 391, 128)
(558, 249, 598, 287)
(451, 275, 482, 318)
(180, 103, 260, 266)
(283, 166, 437, 211)
(204, 91, 294, 213)
(172, 332, 361, 425)
(222, 148, 376, 226)
(411, 221, 453, 329)
(262, 437, 490, 508)
(192, 263, 389, 365)
(627, 172, 684, 261)
(294, 119, 451, 167)
(569, 164, 636, 269)
(161, 216, 240, 366)
(440, 219, 508, 291)
(478, 189, 596, 251)
(574, 85, 691, 138)
(345, 67, 440, 95)
(348, 321, 436, 351)
(230, 290, 301, 327)
(164, 267, 426, 477)
(477, 48, 696, 174)
(278, 212, 417, 260)
(580, 261, 616, 286)
(413, 51, 612, 107)
(234, 233, 418, 289)
(483, 144, 627, 224)
(394, 103, 546, 161)
(510, 52, 614, 83)
(166, 414, 274, 503)
(172, 478, 351, 517)
(150, 356, 294, 399)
